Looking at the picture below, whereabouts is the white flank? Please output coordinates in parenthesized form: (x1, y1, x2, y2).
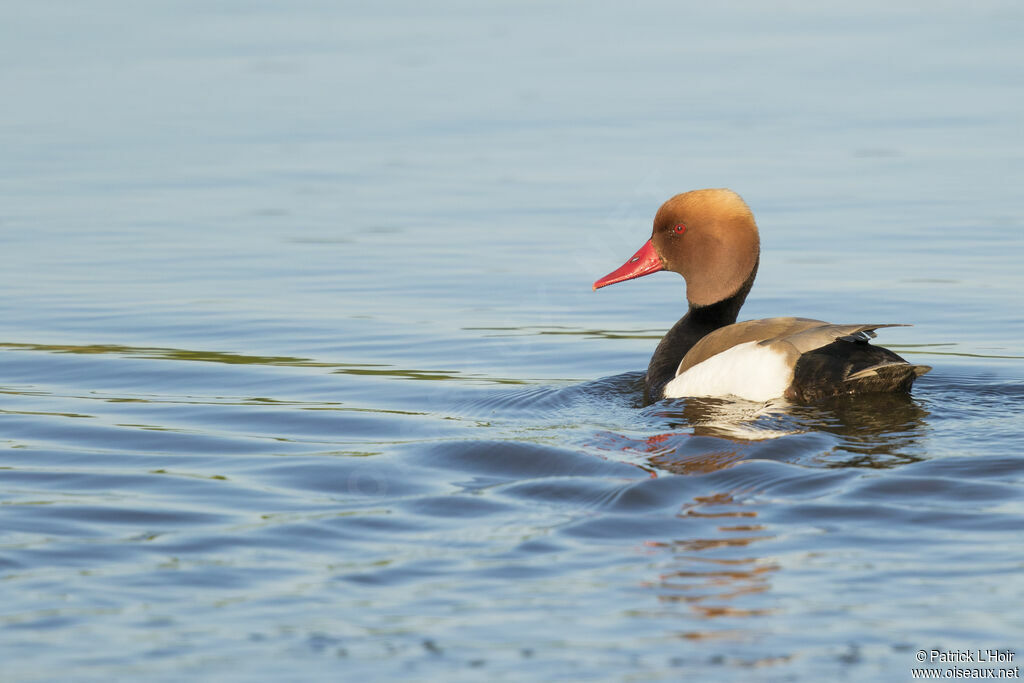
(663, 341, 794, 402)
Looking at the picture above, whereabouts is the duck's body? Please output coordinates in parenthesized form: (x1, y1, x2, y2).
(593, 189, 930, 405)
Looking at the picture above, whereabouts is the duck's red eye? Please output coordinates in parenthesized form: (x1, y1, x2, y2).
(674, 224, 686, 234)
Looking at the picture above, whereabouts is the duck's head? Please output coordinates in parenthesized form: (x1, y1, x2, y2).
(593, 188, 760, 307)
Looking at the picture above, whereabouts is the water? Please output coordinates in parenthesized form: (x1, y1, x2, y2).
(2, 2, 1024, 681)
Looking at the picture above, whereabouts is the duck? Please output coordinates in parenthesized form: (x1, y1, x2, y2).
(593, 188, 931, 405)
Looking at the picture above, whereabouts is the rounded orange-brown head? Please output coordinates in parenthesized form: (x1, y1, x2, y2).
(593, 188, 760, 307)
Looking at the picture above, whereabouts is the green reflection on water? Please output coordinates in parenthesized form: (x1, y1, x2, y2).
(0, 342, 529, 385)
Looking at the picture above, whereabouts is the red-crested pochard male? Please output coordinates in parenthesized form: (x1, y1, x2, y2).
(594, 188, 931, 405)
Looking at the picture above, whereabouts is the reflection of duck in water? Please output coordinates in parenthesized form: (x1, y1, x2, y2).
(633, 390, 931, 474)
(594, 189, 930, 406)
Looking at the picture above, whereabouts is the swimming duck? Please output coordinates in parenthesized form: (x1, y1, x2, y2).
(593, 188, 930, 405)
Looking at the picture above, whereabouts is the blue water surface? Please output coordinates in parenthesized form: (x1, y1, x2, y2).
(2, 2, 1023, 681)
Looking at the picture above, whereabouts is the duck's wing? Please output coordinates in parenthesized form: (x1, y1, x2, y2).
(676, 317, 826, 376)
(761, 322, 910, 356)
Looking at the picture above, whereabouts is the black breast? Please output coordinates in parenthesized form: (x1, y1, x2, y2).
(643, 260, 758, 405)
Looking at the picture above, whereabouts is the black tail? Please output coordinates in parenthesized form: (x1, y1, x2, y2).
(786, 340, 931, 402)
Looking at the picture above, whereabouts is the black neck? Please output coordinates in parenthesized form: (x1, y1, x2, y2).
(643, 258, 758, 404)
